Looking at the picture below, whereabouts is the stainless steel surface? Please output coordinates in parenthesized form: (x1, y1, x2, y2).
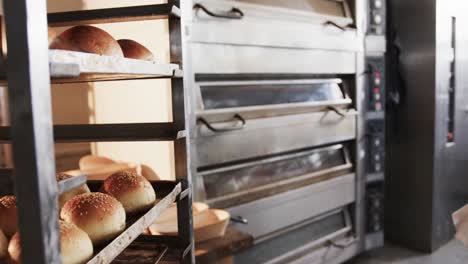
(201, 144, 352, 208)
(193, 0, 353, 26)
(365, 231, 384, 251)
(386, 0, 468, 252)
(195, 110, 357, 167)
(228, 173, 356, 239)
(190, 43, 357, 74)
(171, 5, 195, 262)
(365, 35, 386, 53)
(195, 78, 353, 122)
(189, 22, 361, 51)
(182, 0, 370, 262)
(233, 209, 354, 263)
(3, 0, 61, 262)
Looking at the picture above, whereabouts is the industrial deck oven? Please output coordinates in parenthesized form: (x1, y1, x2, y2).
(180, 0, 387, 262)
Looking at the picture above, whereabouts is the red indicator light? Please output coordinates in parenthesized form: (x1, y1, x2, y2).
(375, 102, 382, 110)
(374, 88, 380, 93)
(448, 132, 454, 140)
(375, 72, 381, 78)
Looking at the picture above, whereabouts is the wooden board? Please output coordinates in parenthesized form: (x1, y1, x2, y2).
(195, 228, 253, 264)
(87, 182, 182, 264)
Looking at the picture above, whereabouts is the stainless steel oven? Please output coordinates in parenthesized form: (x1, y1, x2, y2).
(194, 78, 356, 168)
(180, 0, 375, 262)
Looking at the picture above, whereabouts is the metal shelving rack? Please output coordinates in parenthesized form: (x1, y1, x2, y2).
(0, 0, 194, 263)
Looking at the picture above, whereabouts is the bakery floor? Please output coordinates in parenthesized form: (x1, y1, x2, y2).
(347, 240, 468, 264)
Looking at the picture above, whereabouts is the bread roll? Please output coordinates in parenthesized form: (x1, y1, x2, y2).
(49, 25, 123, 57)
(7, 232, 20, 264)
(0, 196, 17, 237)
(117, 39, 155, 61)
(48, 28, 57, 45)
(61, 192, 125, 245)
(0, 229, 7, 259)
(103, 171, 156, 214)
(59, 221, 94, 264)
(56, 173, 91, 209)
(8, 221, 93, 264)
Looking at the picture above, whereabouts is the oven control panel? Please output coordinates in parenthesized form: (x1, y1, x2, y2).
(366, 183, 384, 233)
(368, 0, 386, 35)
(365, 55, 386, 248)
(367, 57, 385, 112)
(366, 56, 385, 175)
(367, 119, 385, 174)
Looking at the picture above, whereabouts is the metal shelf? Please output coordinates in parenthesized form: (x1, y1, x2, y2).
(1, 172, 88, 196)
(57, 174, 87, 194)
(0, 123, 183, 143)
(48, 50, 182, 83)
(48, 2, 180, 27)
(112, 239, 190, 264)
(0, 50, 182, 84)
(2, 0, 194, 263)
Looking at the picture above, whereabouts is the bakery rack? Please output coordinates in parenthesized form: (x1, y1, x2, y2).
(0, 0, 194, 263)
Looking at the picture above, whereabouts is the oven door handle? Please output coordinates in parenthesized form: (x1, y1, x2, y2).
(193, 3, 244, 19)
(230, 216, 248, 225)
(323, 20, 353, 31)
(198, 114, 246, 133)
(327, 106, 347, 117)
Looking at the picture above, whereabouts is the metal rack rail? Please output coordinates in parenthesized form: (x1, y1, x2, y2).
(1, 0, 194, 263)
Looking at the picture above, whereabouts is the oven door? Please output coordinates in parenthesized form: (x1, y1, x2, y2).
(193, 78, 356, 167)
(189, 0, 360, 52)
(200, 144, 353, 208)
(198, 143, 355, 239)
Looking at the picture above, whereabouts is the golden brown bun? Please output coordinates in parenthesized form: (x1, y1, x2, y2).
(59, 221, 94, 264)
(0, 196, 17, 238)
(50, 25, 123, 57)
(79, 155, 115, 171)
(103, 171, 156, 214)
(8, 232, 20, 264)
(48, 28, 57, 45)
(56, 173, 91, 209)
(117, 39, 155, 61)
(0, 229, 7, 259)
(61, 192, 126, 246)
(8, 221, 93, 264)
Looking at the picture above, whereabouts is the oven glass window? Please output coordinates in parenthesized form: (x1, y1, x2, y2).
(201, 145, 347, 199)
(200, 81, 345, 110)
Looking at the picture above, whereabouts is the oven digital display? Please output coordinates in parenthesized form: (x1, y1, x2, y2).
(201, 81, 345, 109)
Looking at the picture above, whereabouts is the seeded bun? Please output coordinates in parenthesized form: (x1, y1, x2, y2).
(117, 39, 155, 61)
(0, 196, 17, 237)
(59, 221, 94, 264)
(49, 25, 123, 57)
(103, 171, 156, 214)
(8, 221, 93, 264)
(56, 173, 91, 209)
(61, 192, 126, 246)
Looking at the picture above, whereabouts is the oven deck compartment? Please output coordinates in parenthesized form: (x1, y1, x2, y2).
(227, 173, 355, 240)
(195, 111, 356, 167)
